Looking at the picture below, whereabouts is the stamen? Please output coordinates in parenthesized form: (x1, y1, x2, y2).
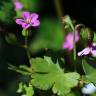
(25, 18, 31, 23)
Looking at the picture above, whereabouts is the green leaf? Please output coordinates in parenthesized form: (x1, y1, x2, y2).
(17, 82, 34, 96)
(82, 58, 96, 75)
(30, 57, 52, 73)
(8, 64, 31, 75)
(26, 84, 34, 96)
(52, 72, 80, 96)
(66, 93, 76, 96)
(82, 58, 96, 84)
(30, 56, 80, 96)
(19, 65, 32, 73)
(17, 82, 23, 93)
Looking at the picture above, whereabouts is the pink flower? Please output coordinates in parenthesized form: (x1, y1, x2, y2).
(16, 11, 40, 29)
(78, 43, 96, 57)
(14, 1, 23, 10)
(63, 31, 79, 50)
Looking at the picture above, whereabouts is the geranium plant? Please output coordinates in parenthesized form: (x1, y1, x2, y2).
(0, 0, 96, 96)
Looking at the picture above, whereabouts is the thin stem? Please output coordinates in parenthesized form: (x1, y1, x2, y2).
(70, 22, 77, 71)
(54, 0, 63, 20)
(70, 23, 77, 71)
(73, 29, 77, 71)
(71, 23, 77, 62)
(25, 30, 31, 65)
(73, 31, 76, 59)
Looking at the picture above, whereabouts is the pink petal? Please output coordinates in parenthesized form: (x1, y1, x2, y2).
(66, 32, 73, 41)
(91, 43, 96, 57)
(68, 42, 74, 50)
(78, 47, 90, 56)
(75, 31, 79, 42)
(68, 32, 79, 50)
(31, 13, 40, 26)
(92, 43, 96, 49)
(63, 33, 73, 50)
(22, 23, 30, 29)
(92, 43, 96, 46)
(63, 42, 69, 49)
(14, 1, 23, 10)
(63, 32, 79, 50)
(66, 33, 73, 50)
(16, 19, 24, 25)
(31, 20, 40, 27)
(91, 50, 96, 57)
(31, 13, 39, 20)
(22, 11, 30, 19)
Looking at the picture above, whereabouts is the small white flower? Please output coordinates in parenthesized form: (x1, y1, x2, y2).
(82, 83, 96, 94)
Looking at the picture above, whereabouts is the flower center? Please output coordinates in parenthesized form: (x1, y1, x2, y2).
(25, 18, 31, 23)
